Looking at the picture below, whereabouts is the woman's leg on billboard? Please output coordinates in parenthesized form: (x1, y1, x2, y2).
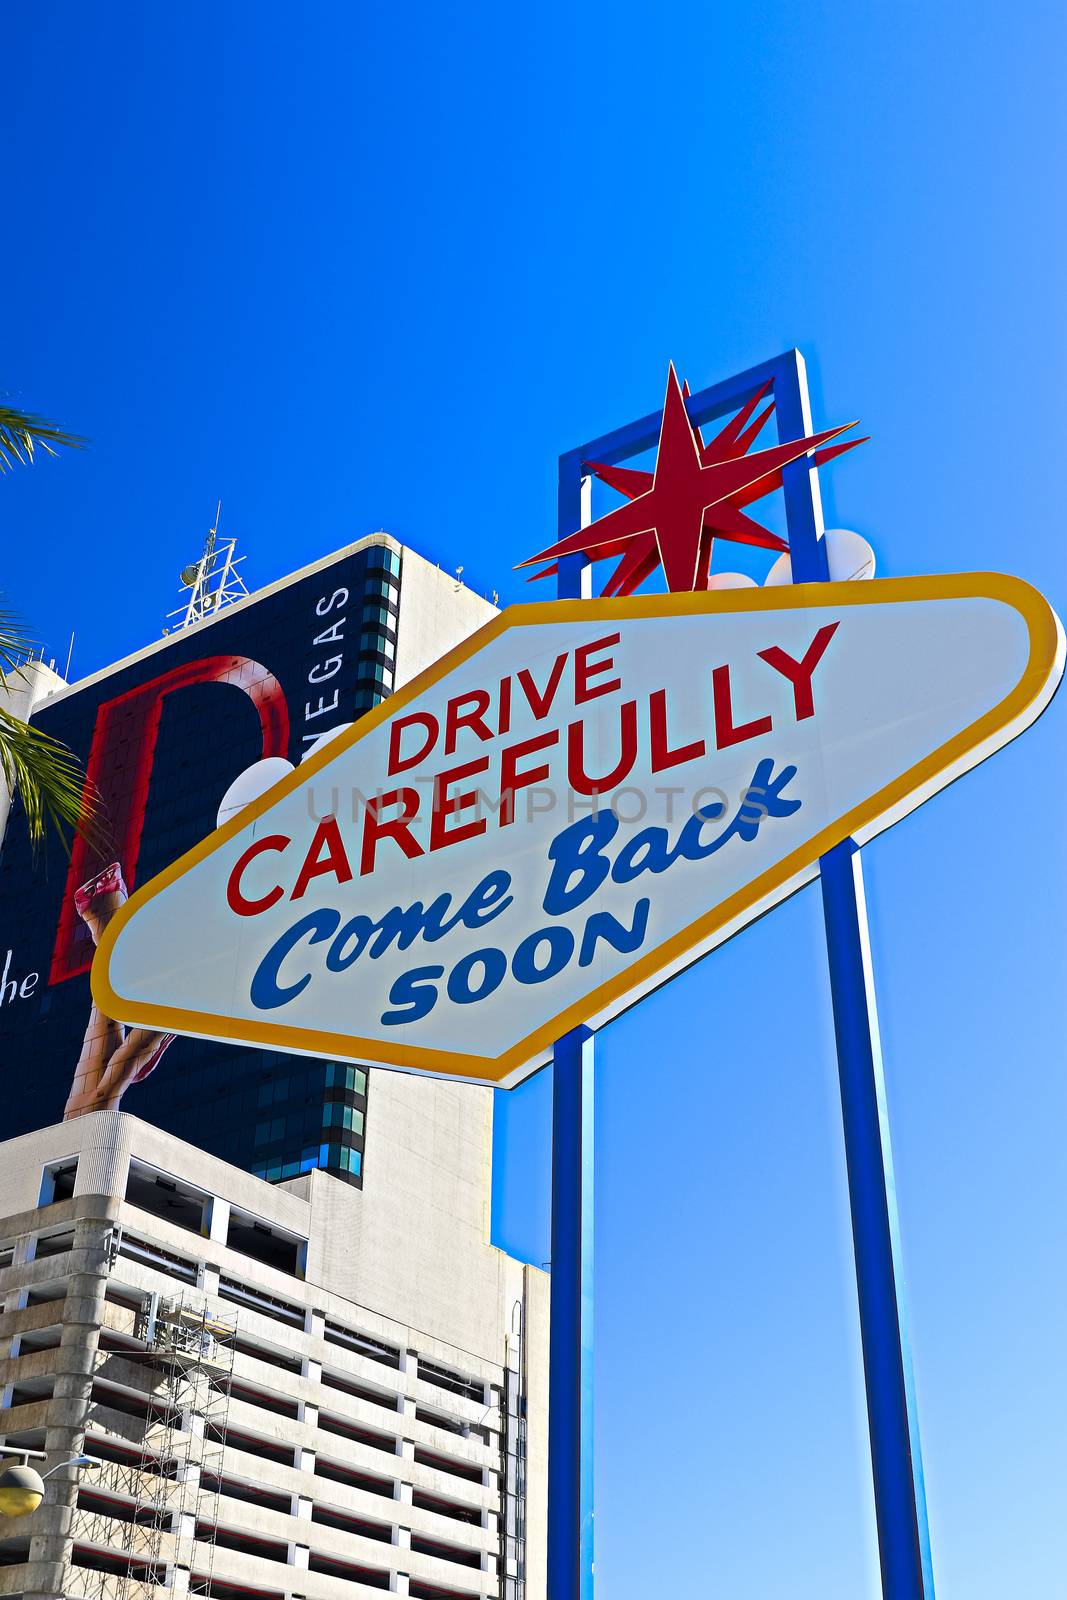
(63, 864, 129, 1119)
(94, 1027, 176, 1109)
(64, 1010, 123, 1118)
(74, 863, 128, 944)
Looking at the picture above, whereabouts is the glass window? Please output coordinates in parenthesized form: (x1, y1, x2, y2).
(360, 661, 392, 687)
(367, 546, 401, 577)
(324, 1064, 368, 1095)
(361, 603, 394, 630)
(323, 1104, 364, 1134)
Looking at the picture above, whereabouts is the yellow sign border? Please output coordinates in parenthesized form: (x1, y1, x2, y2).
(93, 573, 1063, 1087)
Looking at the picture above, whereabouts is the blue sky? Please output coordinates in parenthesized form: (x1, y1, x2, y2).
(4, 5, 1066, 1595)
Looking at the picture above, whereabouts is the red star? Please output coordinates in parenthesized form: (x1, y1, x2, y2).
(518, 363, 866, 595)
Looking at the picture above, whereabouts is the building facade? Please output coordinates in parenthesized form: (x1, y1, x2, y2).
(0, 1077, 548, 1600)
(0, 536, 497, 1186)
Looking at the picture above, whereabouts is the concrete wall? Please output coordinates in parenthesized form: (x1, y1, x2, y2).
(309, 1073, 496, 1351)
(521, 1262, 549, 1600)
(394, 547, 497, 689)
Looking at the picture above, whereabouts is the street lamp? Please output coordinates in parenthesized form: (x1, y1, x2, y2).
(0, 1448, 97, 1517)
(0, 1465, 45, 1517)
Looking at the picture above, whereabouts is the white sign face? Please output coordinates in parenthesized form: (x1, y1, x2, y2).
(95, 575, 1062, 1088)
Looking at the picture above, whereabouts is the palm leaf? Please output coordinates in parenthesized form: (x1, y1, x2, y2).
(0, 707, 100, 852)
(0, 403, 87, 475)
(0, 608, 104, 855)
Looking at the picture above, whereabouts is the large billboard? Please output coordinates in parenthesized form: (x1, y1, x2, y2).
(0, 540, 403, 1182)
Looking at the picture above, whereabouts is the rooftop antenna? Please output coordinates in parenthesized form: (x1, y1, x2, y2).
(168, 501, 250, 630)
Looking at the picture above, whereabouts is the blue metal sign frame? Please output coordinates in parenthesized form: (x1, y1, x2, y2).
(547, 348, 935, 1599)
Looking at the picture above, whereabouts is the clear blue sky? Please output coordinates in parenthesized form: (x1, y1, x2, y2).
(4, 6, 1066, 1595)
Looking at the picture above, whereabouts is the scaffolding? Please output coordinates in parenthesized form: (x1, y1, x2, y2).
(76, 1292, 237, 1600)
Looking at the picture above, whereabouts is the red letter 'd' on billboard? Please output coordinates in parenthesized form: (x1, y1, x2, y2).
(50, 656, 290, 985)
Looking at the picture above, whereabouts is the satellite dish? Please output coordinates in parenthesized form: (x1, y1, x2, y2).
(707, 571, 758, 590)
(216, 757, 296, 829)
(180, 564, 200, 587)
(301, 723, 355, 763)
(764, 528, 876, 587)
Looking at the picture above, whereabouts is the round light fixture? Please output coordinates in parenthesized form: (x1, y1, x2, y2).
(0, 1465, 45, 1517)
(707, 572, 759, 590)
(764, 528, 876, 587)
(216, 757, 296, 829)
(300, 723, 355, 763)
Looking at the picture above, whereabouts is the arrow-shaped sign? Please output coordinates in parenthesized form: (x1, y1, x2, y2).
(94, 574, 1063, 1088)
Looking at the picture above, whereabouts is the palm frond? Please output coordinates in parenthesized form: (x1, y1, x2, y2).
(0, 599, 104, 855)
(0, 403, 87, 475)
(0, 706, 103, 855)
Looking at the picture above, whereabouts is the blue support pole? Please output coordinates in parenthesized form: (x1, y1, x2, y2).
(548, 349, 934, 1598)
(819, 841, 935, 1597)
(547, 1026, 595, 1600)
(778, 351, 936, 1599)
(546, 460, 595, 1600)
